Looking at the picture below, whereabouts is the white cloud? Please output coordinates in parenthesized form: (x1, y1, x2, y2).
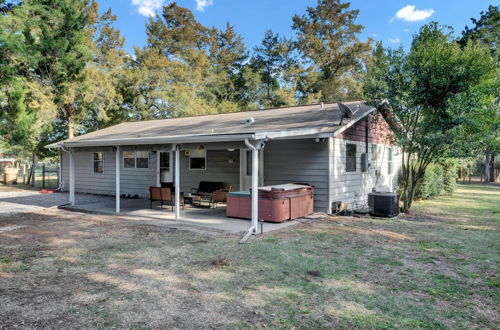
(403, 29, 410, 32)
(195, 0, 213, 11)
(389, 37, 401, 44)
(131, 0, 164, 17)
(392, 5, 434, 22)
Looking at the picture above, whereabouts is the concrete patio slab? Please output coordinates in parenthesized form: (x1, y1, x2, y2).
(62, 195, 305, 234)
(0, 186, 323, 234)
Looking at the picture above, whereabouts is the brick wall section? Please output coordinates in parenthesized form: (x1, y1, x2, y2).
(336, 113, 394, 145)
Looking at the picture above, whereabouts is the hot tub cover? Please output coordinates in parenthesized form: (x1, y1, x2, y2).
(258, 184, 311, 191)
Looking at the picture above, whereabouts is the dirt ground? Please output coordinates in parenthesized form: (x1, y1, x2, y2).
(0, 184, 499, 329)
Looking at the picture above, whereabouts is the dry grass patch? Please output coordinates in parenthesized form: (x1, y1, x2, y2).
(0, 184, 499, 329)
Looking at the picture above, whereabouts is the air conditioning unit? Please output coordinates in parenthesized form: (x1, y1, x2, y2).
(368, 192, 399, 217)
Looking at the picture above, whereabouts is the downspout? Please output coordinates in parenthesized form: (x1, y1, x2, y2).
(239, 138, 262, 243)
(57, 144, 72, 207)
(58, 145, 70, 192)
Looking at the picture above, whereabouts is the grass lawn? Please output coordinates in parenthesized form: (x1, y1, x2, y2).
(0, 184, 498, 328)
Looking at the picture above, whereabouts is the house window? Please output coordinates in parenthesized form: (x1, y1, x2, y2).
(93, 152, 104, 173)
(189, 150, 206, 170)
(346, 144, 356, 172)
(123, 151, 149, 169)
(136, 151, 149, 168)
(387, 148, 393, 175)
(371, 144, 377, 163)
(160, 152, 170, 172)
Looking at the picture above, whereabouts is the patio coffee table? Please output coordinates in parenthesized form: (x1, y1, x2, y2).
(184, 195, 202, 207)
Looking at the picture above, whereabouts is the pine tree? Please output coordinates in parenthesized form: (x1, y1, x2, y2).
(207, 23, 247, 111)
(78, 6, 127, 130)
(292, 0, 371, 102)
(252, 30, 302, 107)
(0, 0, 57, 156)
(21, 0, 93, 139)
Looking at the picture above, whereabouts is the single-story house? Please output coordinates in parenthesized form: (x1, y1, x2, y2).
(47, 101, 401, 235)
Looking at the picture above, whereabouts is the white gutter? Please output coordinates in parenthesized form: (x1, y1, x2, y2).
(47, 133, 256, 149)
(254, 128, 323, 140)
(46, 126, 334, 149)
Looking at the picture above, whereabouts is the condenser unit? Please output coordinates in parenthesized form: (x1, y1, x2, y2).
(368, 192, 399, 217)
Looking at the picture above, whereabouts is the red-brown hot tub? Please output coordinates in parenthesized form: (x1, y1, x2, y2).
(226, 184, 314, 222)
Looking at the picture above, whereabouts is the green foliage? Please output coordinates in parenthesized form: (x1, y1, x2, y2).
(2, 0, 375, 157)
(411, 158, 458, 200)
(292, 0, 371, 102)
(414, 163, 444, 200)
(364, 22, 499, 211)
(440, 158, 459, 194)
(460, 5, 499, 62)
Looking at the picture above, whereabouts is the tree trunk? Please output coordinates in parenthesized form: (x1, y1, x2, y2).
(67, 115, 74, 139)
(30, 152, 37, 187)
(485, 152, 491, 182)
(489, 153, 495, 183)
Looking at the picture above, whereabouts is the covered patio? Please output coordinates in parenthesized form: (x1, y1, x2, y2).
(61, 138, 267, 239)
(62, 194, 303, 234)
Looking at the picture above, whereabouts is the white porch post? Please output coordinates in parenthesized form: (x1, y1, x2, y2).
(174, 146, 180, 220)
(251, 146, 259, 233)
(69, 148, 75, 206)
(156, 150, 161, 187)
(115, 146, 120, 213)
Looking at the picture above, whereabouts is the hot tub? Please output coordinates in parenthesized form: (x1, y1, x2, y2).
(227, 184, 314, 222)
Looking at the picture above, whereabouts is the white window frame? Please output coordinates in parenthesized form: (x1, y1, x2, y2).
(346, 143, 357, 172)
(387, 147, 393, 175)
(123, 151, 150, 169)
(93, 152, 104, 174)
(157, 150, 173, 185)
(189, 150, 207, 171)
(371, 143, 378, 163)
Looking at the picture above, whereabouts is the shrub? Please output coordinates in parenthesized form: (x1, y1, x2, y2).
(440, 158, 459, 194)
(415, 163, 444, 200)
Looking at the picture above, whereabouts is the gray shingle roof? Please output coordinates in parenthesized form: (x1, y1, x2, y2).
(47, 101, 375, 148)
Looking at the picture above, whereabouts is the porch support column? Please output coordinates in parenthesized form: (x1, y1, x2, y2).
(115, 146, 120, 213)
(69, 148, 75, 206)
(174, 145, 180, 221)
(251, 146, 259, 233)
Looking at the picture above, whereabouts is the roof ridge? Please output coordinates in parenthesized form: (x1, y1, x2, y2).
(112, 101, 358, 125)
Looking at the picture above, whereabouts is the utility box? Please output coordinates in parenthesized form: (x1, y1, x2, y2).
(361, 153, 368, 172)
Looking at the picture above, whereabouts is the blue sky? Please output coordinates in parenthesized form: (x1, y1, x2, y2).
(100, 0, 494, 54)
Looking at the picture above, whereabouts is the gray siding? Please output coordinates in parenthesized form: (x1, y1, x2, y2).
(61, 148, 240, 198)
(179, 149, 240, 192)
(60, 139, 332, 213)
(264, 139, 329, 212)
(61, 149, 157, 198)
(329, 138, 402, 210)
